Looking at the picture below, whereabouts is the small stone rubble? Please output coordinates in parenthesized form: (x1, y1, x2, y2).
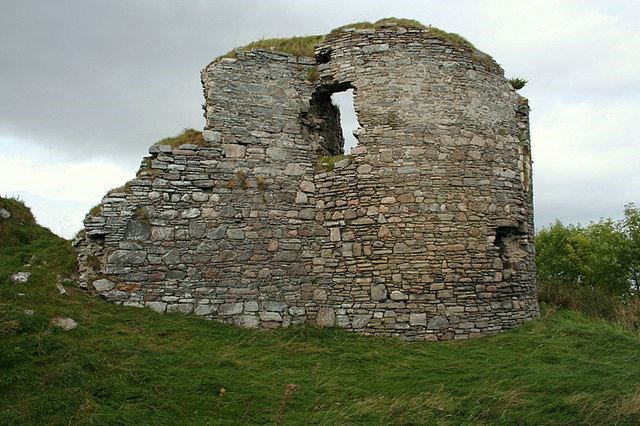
(0, 207, 10, 220)
(51, 317, 78, 331)
(75, 23, 538, 340)
(11, 272, 31, 284)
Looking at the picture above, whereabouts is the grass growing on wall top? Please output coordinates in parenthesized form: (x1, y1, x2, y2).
(214, 17, 498, 73)
(153, 128, 206, 149)
(327, 17, 476, 50)
(218, 35, 324, 60)
(2, 202, 640, 424)
(328, 17, 427, 35)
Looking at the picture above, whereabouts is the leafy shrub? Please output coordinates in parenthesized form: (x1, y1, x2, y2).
(536, 204, 640, 297)
(508, 78, 527, 90)
(536, 203, 640, 328)
(538, 281, 618, 320)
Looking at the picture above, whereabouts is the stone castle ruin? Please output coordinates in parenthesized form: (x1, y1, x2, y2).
(76, 19, 539, 340)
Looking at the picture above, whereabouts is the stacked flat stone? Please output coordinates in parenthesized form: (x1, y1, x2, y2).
(76, 23, 538, 341)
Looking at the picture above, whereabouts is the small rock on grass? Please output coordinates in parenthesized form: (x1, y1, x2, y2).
(51, 317, 78, 331)
(11, 272, 31, 283)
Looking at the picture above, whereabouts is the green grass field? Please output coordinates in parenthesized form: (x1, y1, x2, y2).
(1, 199, 640, 424)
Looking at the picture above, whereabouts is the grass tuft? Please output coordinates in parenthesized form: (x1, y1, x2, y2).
(306, 66, 319, 82)
(316, 154, 350, 172)
(88, 204, 101, 217)
(107, 182, 131, 196)
(153, 128, 206, 149)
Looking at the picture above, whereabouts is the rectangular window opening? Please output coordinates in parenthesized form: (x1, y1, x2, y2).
(330, 88, 361, 154)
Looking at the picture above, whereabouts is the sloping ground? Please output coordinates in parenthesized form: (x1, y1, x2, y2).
(1, 199, 640, 424)
(0, 196, 51, 246)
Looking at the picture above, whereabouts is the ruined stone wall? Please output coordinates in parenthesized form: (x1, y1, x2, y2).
(77, 24, 538, 340)
(308, 27, 538, 340)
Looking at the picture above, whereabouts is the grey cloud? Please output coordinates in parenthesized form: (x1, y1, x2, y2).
(0, 0, 396, 162)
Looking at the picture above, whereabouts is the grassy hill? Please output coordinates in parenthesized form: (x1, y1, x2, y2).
(1, 197, 640, 425)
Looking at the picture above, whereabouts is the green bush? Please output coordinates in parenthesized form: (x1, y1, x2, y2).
(536, 204, 639, 297)
(508, 77, 527, 90)
(537, 281, 618, 320)
(536, 203, 640, 328)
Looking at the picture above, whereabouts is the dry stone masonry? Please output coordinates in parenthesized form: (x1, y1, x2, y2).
(76, 21, 539, 340)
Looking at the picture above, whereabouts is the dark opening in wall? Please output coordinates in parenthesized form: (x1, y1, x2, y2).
(88, 233, 106, 242)
(316, 47, 331, 64)
(303, 82, 361, 157)
(494, 225, 527, 270)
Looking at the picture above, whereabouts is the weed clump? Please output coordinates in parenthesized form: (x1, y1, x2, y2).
(306, 67, 319, 82)
(88, 204, 102, 217)
(134, 207, 149, 221)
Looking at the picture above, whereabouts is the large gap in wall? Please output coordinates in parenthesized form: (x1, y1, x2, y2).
(494, 225, 526, 269)
(304, 82, 360, 157)
(331, 89, 361, 154)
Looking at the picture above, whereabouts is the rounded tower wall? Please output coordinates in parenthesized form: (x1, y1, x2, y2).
(75, 22, 538, 340)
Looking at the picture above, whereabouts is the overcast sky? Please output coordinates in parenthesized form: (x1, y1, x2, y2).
(1, 0, 638, 238)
